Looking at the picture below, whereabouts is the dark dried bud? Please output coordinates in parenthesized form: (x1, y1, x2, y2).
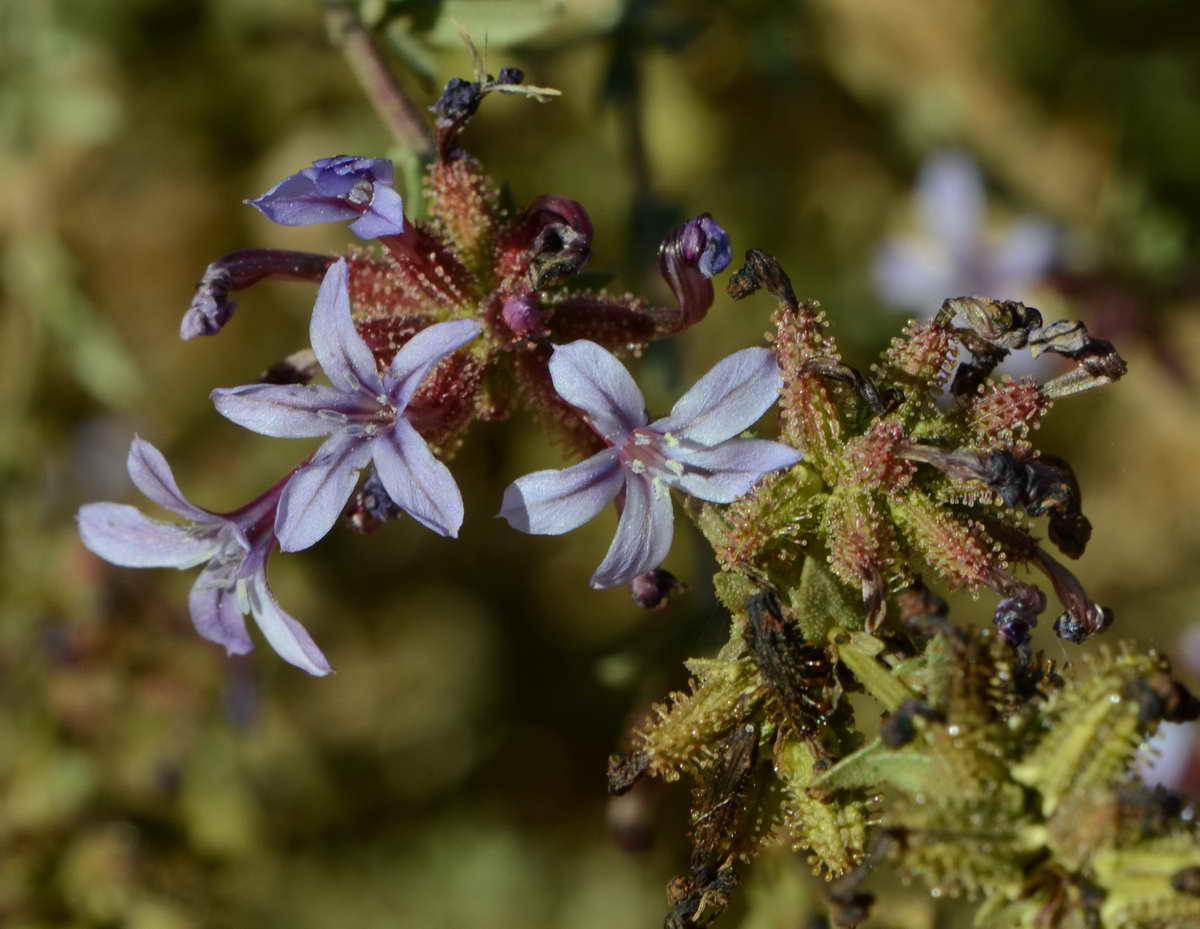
(1131, 674, 1200, 724)
(993, 590, 1045, 656)
(260, 348, 318, 385)
(501, 195, 594, 291)
(430, 76, 483, 130)
(607, 750, 651, 795)
(630, 569, 686, 610)
(880, 699, 944, 748)
(801, 358, 900, 416)
(496, 66, 525, 85)
(345, 470, 403, 534)
(1171, 866, 1200, 897)
(1052, 605, 1113, 643)
(726, 248, 798, 307)
(1030, 319, 1128, 398)
(938, 296, 1043, 350)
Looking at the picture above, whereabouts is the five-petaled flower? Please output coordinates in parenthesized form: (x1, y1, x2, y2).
(76, 437, 332, 676)
(246, 155, 407, 239)
(499, 341, 803, 588)
(211, 258, 481, 552)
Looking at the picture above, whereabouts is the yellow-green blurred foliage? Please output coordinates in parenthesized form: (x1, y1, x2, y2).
(3, 0, 1200, 926)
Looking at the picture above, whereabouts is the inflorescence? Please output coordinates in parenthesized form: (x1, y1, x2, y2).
(77, 64, 1199, 929)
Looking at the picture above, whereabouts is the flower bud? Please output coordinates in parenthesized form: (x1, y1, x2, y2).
(630, 569, 686, 610)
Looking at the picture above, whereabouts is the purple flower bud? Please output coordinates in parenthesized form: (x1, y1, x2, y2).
(245, 156, 405, 240)
(630, 569, 686, 610)
(678, 214, 732, 279)
(500, 294, 545, 340)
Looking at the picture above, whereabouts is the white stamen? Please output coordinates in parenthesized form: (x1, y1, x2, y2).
(664, 458, 685, 476)
(318, 409, 349, 423)
(663, 432, 680, 448)
(652, 476, 669, 499)
(629, 460, 647, 475)
(633, 431, 654, 446)
(235, 577, 251, 615)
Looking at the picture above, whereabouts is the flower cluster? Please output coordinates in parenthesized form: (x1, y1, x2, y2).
(77, 73, 799, 674)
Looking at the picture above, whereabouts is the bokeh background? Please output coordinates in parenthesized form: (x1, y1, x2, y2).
(4, 1, 1200, 926)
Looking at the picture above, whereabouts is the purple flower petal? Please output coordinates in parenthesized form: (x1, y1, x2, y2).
(125, 436, 215, 523)
(918, 151, 983, 258)
(655, 347, 783, 445)
(246, 172, 362, 227)
(990, 218, 1056, 292)
(274, 431, 372, 552)
(309, 259, 384, 396)
(187, 575, 254, 656)
(211, 383, 373, 437)
(386, 319, 482, 410)
(668, 438, 802, 503)
(590, 475, 674, 589)
(871, 241, 955, 311)
(548, 341, 647, 443)
(77, 503, 219, 568)
(243, 557, 332, 676)
(500, 448, 623, 535)
(347, 183, 406, 239)
(371, 418, 466, 538)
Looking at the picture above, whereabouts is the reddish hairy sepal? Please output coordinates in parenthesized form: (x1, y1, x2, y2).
(376, 222, 479, 308)
(543, 292, 658, 347)
(425, 156, 501, 274)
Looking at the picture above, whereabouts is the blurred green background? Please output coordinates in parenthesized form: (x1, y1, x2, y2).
(4, 1, 1200, 926)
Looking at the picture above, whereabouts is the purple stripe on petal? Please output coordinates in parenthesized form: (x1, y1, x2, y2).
(589, 475, 674, 589)
(244, 565, 332, 676)
(187, 580, 253, 656)
(77, 503, 219, 568)
(372, 418, 465, 538)
(387, 319, 482, 410)
(274, 431, 372, 552)
(548, 341, 647, 444)
(500, 448, 623, 535)
(309, 259, 384, 396)
(656, 347, 783, 445)
(126, 437, 214, 522)
(667, 438, 802, 504)
(211, 383, 369, 437)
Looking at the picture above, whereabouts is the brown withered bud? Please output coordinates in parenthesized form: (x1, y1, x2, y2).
(880, 698, 945, 748)
(631, 569, 687, 610)
(1030, 319, 1128, 398)
(260, 348, 319, 385)
(801, 358, 902, 416)
(744, 592, 834, 738)
(938, 297, 1043, 397)
(1130, 673, 1200, 724)
(607, 750, 651, 796)
(524, 196, 594, 290)
(1171, 866, 1200, 897)
(937, 296, 1044, 350)
(726, 249, 799, 307)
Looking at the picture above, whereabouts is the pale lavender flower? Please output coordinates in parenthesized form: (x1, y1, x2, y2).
(211, 258, 480, 552)
(500, 341, 802, 588)
(76, 437, 331, 676)
(246, 155, 406, 239)
(873, 151, 1056, 313)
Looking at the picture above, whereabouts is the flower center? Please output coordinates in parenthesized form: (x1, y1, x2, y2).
(618, 427, 685, 479)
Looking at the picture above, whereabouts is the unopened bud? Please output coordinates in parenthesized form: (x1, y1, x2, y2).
(630, 569, 686, 610)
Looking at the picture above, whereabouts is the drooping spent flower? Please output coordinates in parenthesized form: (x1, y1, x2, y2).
(500, 340, 802, 588)
(76, 437, 331, 676)
(211, 258, 480, 552)
(246, 155, 406, 239)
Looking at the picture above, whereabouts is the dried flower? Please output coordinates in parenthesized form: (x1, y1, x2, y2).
(499, 340, 802, 588)
(76, 438, 330, 675)
(211, 259, 479, 551)
(246, 155, 406, 239)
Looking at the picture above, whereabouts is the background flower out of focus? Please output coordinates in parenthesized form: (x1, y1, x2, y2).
(4, 1, 1200, 927)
